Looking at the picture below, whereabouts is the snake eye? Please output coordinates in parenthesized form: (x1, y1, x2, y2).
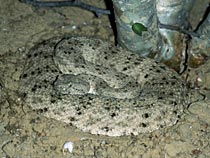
(132, 23, 148, 36)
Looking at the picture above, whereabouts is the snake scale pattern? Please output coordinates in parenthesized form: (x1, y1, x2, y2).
(18, 36, 188, 136)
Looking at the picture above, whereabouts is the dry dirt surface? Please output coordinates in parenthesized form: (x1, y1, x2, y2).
(0, 0, 210, 157)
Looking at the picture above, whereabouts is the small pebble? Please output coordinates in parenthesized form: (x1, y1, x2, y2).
(63, 141, 74, 153)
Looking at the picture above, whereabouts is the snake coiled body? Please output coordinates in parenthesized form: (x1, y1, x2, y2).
(18, 36, 188, 136)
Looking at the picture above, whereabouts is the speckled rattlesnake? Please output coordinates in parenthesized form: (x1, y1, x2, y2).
(18, 36, 189, 136)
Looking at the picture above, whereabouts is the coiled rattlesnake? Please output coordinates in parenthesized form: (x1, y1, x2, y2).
(18, 36, 188, 136)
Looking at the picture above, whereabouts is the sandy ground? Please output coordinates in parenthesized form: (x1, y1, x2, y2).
(0, 0, 210, 157)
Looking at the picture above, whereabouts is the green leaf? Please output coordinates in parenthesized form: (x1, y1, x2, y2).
(132, 23, 148, 36)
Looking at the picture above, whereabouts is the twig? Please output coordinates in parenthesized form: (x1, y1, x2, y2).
(19, 0, 111, 16)
(1, 140, 13, 157)
(158, 21, 200, 38)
